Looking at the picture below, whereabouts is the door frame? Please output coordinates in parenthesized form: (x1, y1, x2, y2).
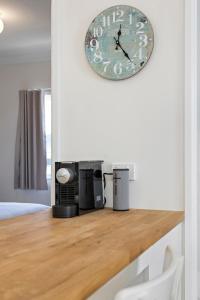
(185, 0, 198, 299)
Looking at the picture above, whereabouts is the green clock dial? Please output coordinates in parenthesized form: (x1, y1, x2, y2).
(85, 5, 154, 80)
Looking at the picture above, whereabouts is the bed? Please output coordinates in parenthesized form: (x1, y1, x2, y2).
(0, 202, 49, 220)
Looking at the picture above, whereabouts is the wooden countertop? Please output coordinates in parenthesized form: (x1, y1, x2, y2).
(0, 208, 184, 300)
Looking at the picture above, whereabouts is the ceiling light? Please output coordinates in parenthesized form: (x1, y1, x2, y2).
(0, 18, 4, 34)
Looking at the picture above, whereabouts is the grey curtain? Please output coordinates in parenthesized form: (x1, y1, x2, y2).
(14, 90, 48, 190)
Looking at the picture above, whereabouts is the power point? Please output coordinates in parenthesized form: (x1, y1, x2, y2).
(112, 163, 136, 181)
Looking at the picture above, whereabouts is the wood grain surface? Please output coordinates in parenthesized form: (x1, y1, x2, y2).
(0, 208, 184, 300)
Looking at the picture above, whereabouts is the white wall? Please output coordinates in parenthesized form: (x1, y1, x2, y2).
(0, 61, 51, 205)
(197, 0, 200, 276)
(52, 0, 184, 210)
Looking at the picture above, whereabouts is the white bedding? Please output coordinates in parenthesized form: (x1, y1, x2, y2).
(0, 202, 49, 220)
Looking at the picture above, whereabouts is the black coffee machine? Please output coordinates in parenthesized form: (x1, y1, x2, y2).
(53, 161, 104, 218)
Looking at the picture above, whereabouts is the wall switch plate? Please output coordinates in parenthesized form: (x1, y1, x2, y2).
(112, 163, 136, 181)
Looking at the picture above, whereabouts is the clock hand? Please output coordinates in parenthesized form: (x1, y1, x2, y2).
(114, 37, 132, 62)
(116, 24, 122, 49)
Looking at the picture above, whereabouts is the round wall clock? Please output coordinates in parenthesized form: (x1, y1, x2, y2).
(85, 5, 154, 80)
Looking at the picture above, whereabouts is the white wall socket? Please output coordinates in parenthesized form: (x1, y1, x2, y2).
(112, 163, 136, 181)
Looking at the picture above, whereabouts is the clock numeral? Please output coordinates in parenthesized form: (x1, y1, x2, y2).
(93, 26, 103, 37)
(136, 22, 145, 34)
(102, 15, 111, 27)
(133, 48, 143, 60)
(93, 51, 103, 63)
(129, 12, 135, 25)
(129, 13, 133, 25)
(113, 9, 124, 23)
(113, 62, 123, 75)
(103, 61, 111, 72)
(102, 9, 124, 27)
(139, 34, 148, 47)
(90, 39, 99, 49)
(126, 62, 135, 71)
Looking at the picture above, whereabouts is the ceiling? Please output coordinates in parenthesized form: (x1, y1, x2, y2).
(0, 0, 51, 64)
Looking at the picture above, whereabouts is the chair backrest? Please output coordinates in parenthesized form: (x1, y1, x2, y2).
(114, 248, 184, 300)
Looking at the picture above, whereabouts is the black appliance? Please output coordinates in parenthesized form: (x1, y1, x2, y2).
(53, 161, 104, 218)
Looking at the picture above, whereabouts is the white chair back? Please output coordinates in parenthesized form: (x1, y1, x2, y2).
(114, 248, 184, 300)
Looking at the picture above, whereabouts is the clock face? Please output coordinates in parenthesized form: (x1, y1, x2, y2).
(85, 5, 154, 80)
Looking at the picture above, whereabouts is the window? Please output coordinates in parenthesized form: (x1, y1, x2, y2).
(44, 90, 51, 180)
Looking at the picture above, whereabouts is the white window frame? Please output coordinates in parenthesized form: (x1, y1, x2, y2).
(43, 88, 52, 181)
